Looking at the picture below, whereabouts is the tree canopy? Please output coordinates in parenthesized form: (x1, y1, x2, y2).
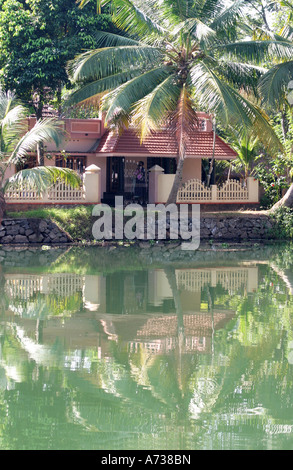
(0, 0, 118, 118)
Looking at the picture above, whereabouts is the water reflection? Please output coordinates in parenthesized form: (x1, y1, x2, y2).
(0, 245, 293, 450)
(3, 263, 259, 357)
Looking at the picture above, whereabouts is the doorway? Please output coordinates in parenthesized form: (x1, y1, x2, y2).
(107, 157, 125, 194)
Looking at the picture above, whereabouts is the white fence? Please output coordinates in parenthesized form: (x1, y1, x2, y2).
(148, 165, 259, 204)
(5, 182, 85, 204)
(160, 177, 257, 204)
(177, 178, 250, 203)
(5, 164, 101, 204)
(177, 179, 212, 202)
(217, 179, 249, 202)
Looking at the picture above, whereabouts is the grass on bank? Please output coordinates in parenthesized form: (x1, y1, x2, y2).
(6, 205, 95, 240)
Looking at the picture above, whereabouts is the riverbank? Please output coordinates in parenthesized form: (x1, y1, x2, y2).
(2, 204, 292, 245)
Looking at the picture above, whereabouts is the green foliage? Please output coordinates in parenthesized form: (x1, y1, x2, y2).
(0, 0, 118, 116)
(221, 128, 260, 178)
(256, 166, 288, 208)
(254, 110, 293, 208)
(270, 206, 293, 239)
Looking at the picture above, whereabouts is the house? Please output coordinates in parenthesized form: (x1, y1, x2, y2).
(5, 113, 260, 206)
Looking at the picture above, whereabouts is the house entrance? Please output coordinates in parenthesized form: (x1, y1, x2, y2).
(106, 157, 125, 194)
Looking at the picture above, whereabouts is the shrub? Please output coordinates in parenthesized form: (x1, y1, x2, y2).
(270, 206, 293, 239)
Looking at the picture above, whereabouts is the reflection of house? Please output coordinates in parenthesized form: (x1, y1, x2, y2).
(4, 266, 259, 312)
(3, 265, 259, 357)
(4, 114, 259, 206)
(125, 309, 235, 355)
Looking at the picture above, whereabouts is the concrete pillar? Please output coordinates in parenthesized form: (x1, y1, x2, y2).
(247, 177, 259, 203)
(148, 165, 165, 204)
(83, 274, 101, 311)
(211, 185, 218, 202)
(84, 164, 101, 203)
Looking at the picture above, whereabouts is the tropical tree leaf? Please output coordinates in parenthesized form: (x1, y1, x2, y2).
(214, 60, 267, 97)
(209, 0, 245, 30)
(258, 60, 293, 107)
(213, 40, 293, 64)
(69, 45, 162, 82)
(101, 67, 172, 124)
(97, 0, 166, 36)
(65, 68, 144, 107)
(171, 18, 216, 44)
(8, 118, 64, 166)
(190, 60, 282, 151)
(131, 74, 181, 139)
(92, 30, 142, 48)
(4, 167, 82, 195)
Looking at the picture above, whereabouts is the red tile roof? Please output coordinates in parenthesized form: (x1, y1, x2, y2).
(96, 128, 237, 159)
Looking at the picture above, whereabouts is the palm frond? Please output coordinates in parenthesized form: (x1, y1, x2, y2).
(131, 74, 181, 140)
(8, 118, 64, 166)
(258, 60, 293, 108)
(69, 45, 162, 82)
(213, 40, 293, 64)
(93, 30, 142, 48)
(97, 0, 166, 36)
(199, 0, 229, 20)
(0, 105, 29, 155)
(0, 90, 22, 121)
(65, 68, 144, 107)
(101, 67, 172, 124)
(209, 0, 245, 31)
(171, 18, 216, 43)
(4, 167, 82, 195)
(190, 60, 282, 152)
(214, 60, 267, 97)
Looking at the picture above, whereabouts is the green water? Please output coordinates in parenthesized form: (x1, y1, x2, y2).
(1, 243, 293, 450)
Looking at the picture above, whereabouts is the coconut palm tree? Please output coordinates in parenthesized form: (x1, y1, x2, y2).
(67, 0, 291, 203)
(0, 90, 82, 221)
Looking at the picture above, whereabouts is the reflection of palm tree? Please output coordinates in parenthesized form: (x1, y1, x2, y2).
(164, 267, 185, 394)
(206, 286, 215, 359)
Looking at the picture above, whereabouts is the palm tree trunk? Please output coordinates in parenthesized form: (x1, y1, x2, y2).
(35, 94, 44, 166)
(269, 183, 293, 211)
(37, 141, 44, 166)
(207, 116, 216, 187)
(0, 188, 6, 225)
(166, 158, 184, 205)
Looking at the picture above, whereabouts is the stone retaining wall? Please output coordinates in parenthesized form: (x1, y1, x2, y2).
(0, 218, 72, 244)
(200, 214, 274, 240)
(0, 214, 275, 245)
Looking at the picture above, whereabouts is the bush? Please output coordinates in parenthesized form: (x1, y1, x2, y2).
(270, 206, 293, 239)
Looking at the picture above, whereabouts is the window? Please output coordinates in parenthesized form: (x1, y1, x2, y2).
(55, 155, 87, 174)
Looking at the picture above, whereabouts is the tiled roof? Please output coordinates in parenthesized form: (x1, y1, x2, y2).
(96, 128, 238, 159)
